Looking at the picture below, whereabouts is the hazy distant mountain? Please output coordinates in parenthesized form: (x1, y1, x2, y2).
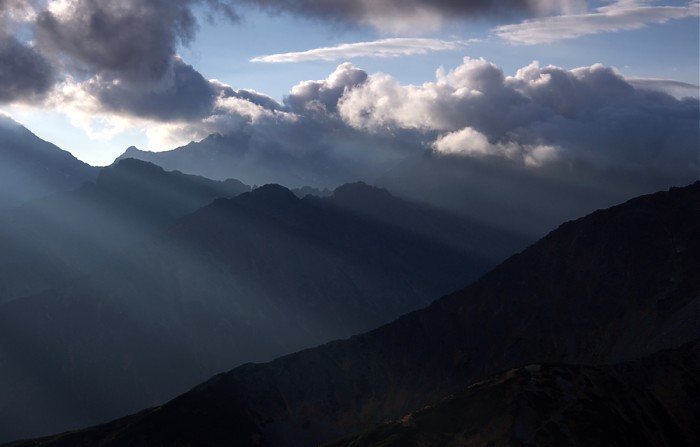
(118, 135, 695, 239)
(0, 183, 510, 442)
(14, 182, 697, 446)
(292, 185, 332, 199)
(378, 151, 694, 237)
(0, 158, 249, 303)
(329, 182, 527, 263)
(0, 116, 97, 209)
(116, 130, 378, 188)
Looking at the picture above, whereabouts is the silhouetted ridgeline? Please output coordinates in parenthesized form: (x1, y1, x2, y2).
(0, 182, 513, 442)
(7, 182, 698, 446)
(0, 116, 97, 209)
(0, 158, 249, 304)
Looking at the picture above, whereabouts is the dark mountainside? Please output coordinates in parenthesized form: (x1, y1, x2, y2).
(0, 158, 249, 303)
(0, 183, 507, 442)
(378, 151, 696, 237)
(9, 182, 699, 447)
(328, 340, 700, 447)
(0, 116, 97, 209)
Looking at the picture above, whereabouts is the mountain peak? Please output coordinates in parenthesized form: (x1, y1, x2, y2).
(333, 182, 392, 201)
(242, 184, 299, 205)
(110, 157, 164, 172)
(123, 145, 146, 155)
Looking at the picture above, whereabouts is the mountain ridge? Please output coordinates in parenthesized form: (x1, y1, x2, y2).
(0, 158, 250, 304)
(7, 181, 698, 446)
(0, 179, 508, 442)
(0, 116, 97, 209)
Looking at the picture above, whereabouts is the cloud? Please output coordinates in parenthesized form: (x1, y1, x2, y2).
(0, 0, 243, 112)
(627, 78, 700, 99)
(337, 58, 699, 177)
(285, 63, 369, 115)
(0, 34, 54, 103)
(36, 0, 195, 83)
(494, 0, 700, 44)
(84, 57, 229, 121)
(243, 0, 585, 33)
(251, 38, 475, 63)
(432, 126, 560, 167)
(0, 0, 38, 22)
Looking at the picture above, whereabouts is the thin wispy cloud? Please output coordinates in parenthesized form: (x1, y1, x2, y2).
(250, 38, 475, 63)
(494, 0, 699, 44)
(626, 77, 700, 99)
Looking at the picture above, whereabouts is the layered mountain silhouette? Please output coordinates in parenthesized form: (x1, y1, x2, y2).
(6, 182, 698, 446)
(0, 116, 97, 209)
(116, 131, 696, 239)
(0, 158, 249, 303)
(378, 151, 695, 237)
(0, 182, 512, 442)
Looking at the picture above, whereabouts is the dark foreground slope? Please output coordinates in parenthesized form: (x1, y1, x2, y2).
(9, 182, 698, 446)
(0, 183, 502, 442)
(0, 158, 249, 303)
(328, 340, 700, 447)
(0, 117, 97, 209)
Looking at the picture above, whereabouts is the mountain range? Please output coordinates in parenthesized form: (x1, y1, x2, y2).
(116, 131, 695, 238)
(0, 116, 97, 209)
(6, 181, 697, 446)
(0, 172, 522, 442)
(0, 158, 249, 304)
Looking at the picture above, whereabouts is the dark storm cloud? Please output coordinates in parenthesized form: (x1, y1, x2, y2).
(36, 0, 197, 83)
(26, 0, 246, 121)
(87, 58, 226, 121)
(35, 0, 238, 83)
(247, 0, 554, 21)
(0, 34, 54, 103)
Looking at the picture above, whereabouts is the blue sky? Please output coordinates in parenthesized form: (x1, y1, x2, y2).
(1, 0, 698, 165)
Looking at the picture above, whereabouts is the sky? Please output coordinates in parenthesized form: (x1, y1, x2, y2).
(0, 0, 698, 167)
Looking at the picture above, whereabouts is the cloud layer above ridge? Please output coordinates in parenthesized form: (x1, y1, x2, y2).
(0, 0, 696, 220)
(103, 58, 697, 192)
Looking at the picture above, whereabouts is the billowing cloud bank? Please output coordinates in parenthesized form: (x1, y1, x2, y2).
(336, 58, 698, 175)
(123, 57, 696, 183)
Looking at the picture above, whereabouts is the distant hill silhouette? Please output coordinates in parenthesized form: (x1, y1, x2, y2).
(0, 158, 249, 303)
(0, 116, 97, 208)
(9, 182, 697, 446)
(0, 182, 513, 442)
